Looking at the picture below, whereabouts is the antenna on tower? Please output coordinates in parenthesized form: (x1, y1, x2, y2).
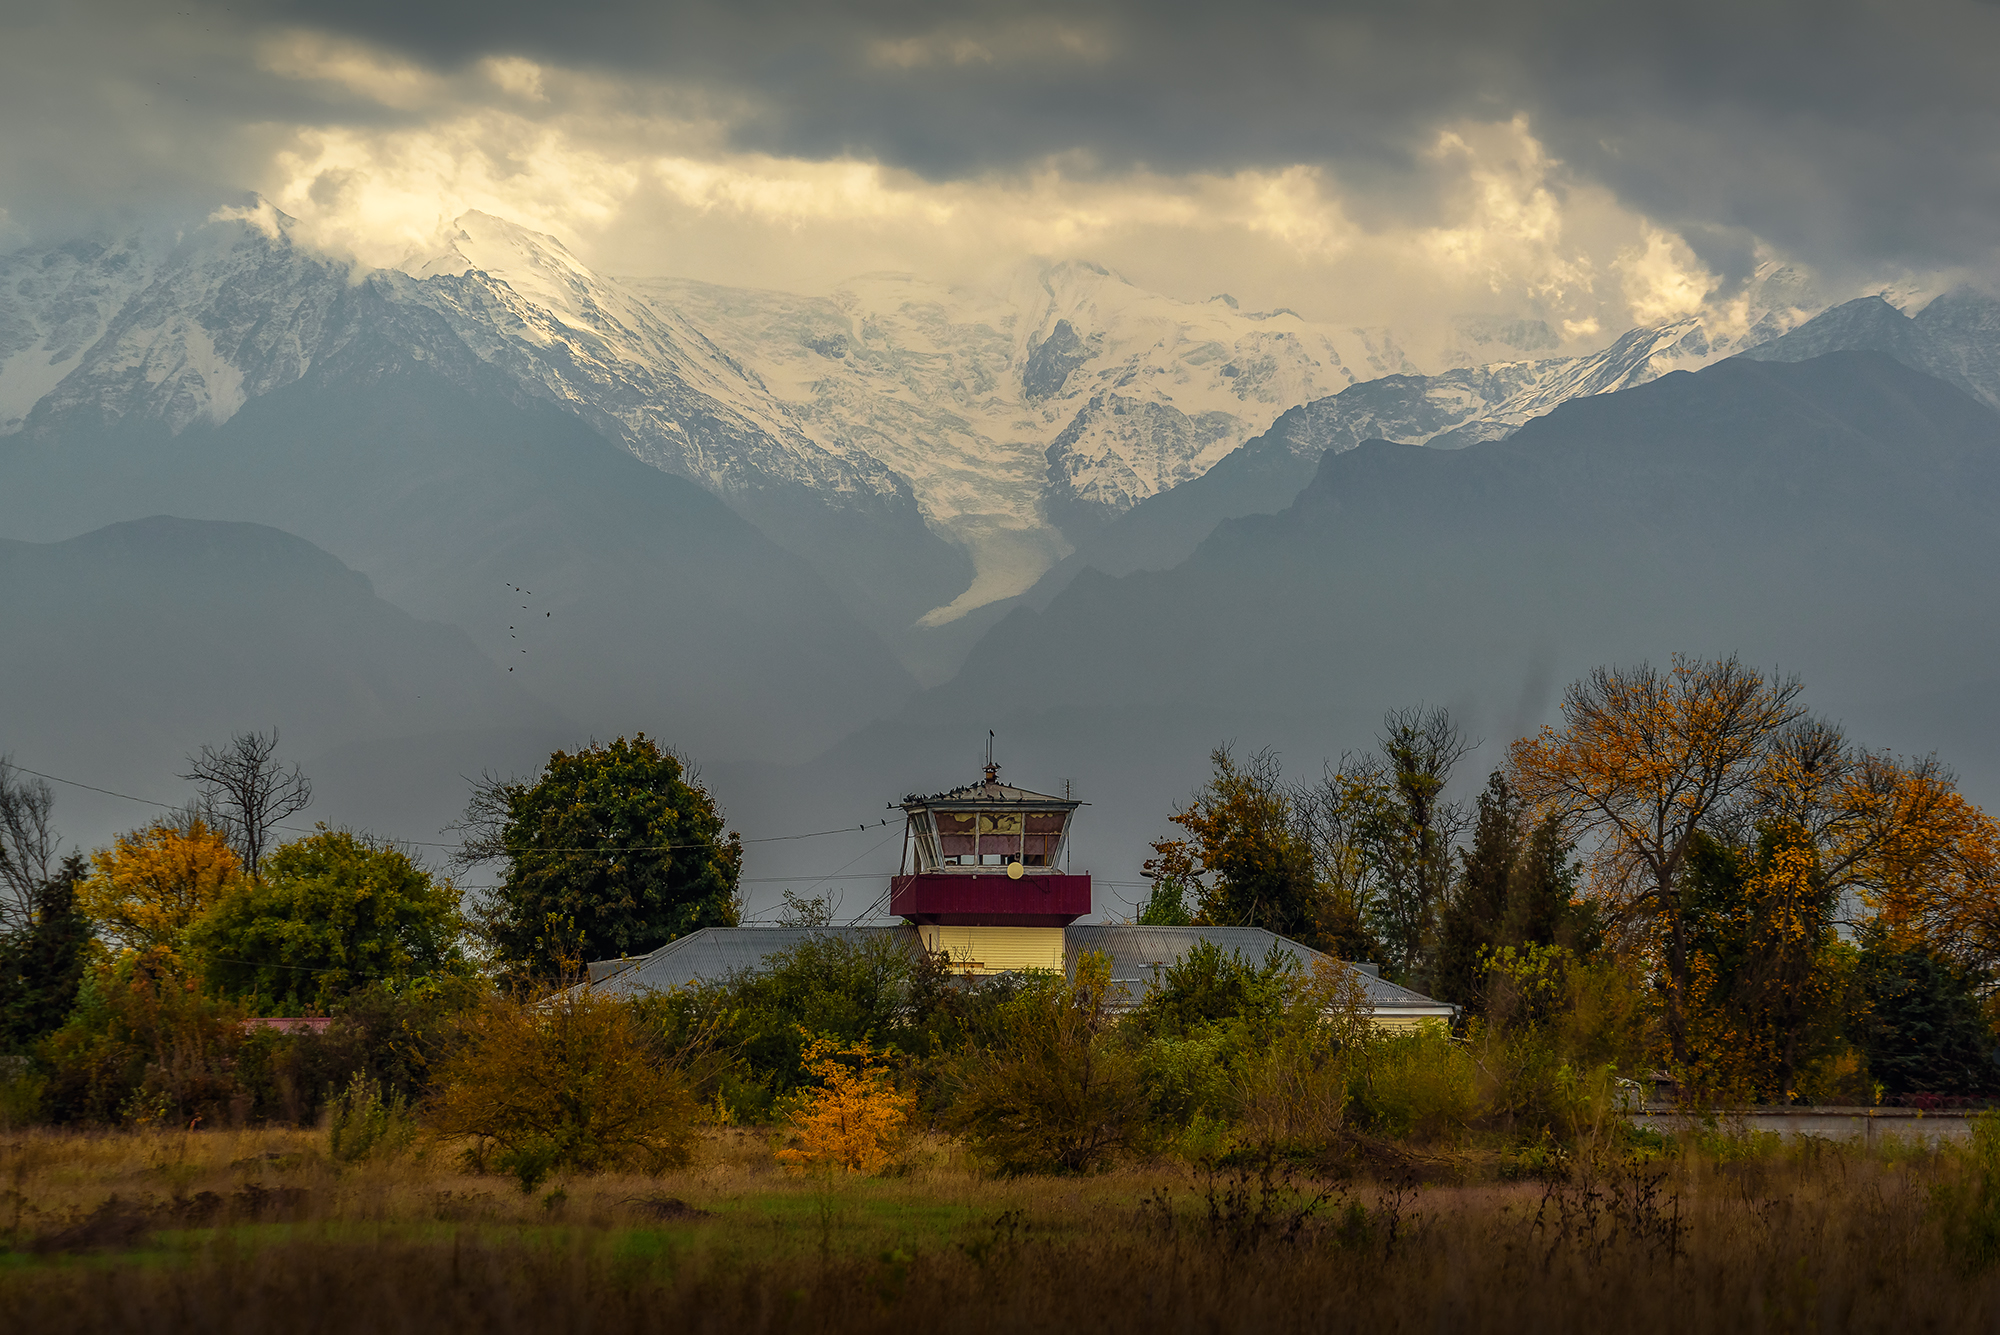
(984, 730, 999, 784)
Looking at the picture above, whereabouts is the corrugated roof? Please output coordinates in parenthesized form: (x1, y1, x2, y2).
(588, 924, 1451, 1013)
(590, 926, 920, 998)
(1065, 925, 1452, 1012)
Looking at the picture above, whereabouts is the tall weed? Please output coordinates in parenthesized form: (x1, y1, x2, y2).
(326, 1073, 413, 1164)
(1933, 1110, 2000, 1273)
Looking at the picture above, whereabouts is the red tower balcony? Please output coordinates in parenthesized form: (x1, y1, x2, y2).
(889, 870, 1093, 927)
(890, 767, 1091, 928)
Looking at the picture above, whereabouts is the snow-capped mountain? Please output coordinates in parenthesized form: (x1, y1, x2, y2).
(0, 200, 1834, 644)
(0, 234, 164, 434)
(11, 205, 349, 438)
(1014, 262, 1832, 603)
(0, 203, 964, 641)
(1208, 263, 1826, 472)
(626, 263, 1487, 621)
(1741, 285, 2000, 413)
(399, 212, 912, 511)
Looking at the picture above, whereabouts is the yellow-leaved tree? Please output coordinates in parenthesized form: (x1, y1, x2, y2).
(777, 1030, 911, 1175)
(77, 817, 243, 956)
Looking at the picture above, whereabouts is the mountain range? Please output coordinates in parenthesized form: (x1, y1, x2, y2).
(3, 199, 1997, 908)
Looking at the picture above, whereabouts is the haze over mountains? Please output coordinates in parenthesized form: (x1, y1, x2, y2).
(3, 199, 1998, 914)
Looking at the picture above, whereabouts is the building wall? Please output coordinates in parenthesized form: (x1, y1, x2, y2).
(920, 924, 1066, 975)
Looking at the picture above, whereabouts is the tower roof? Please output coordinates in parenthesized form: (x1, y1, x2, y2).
(898, 778, 1082, 811)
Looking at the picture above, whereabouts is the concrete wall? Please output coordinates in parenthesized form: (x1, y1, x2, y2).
(1628, 1106, 1980, 1146)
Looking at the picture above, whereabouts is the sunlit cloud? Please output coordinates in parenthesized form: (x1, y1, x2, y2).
(1616, 226, 1717, 325)
(198, 29, 1792, 345)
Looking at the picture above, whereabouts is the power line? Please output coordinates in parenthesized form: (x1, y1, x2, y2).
(9, 762, 900, 855)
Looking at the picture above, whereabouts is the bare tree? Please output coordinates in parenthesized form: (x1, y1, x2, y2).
(0, 755, 62, 931)
(179, 730, 311, 878)
(447, 770, 523, 873)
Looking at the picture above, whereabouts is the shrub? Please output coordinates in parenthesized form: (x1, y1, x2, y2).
(433, 985, 696, 1191)
(37, 949, 250, 1126)
(1347, 1027, 1481, 1142)
(0, 1055, 43, 1129)
(1233, 958, 1374, 1150)
(948, 953, 1145, 1175)
(1133, 940, 1293, 1040)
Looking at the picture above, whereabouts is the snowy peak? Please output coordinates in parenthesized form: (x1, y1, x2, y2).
(17, 205, 351, 438)
(0, 233, 162, 434)
(405, 212, 602, 326)
(1742, 283, 2000, 412)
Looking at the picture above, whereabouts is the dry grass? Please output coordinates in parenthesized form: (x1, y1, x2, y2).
(2, 1125, 1997, 1332)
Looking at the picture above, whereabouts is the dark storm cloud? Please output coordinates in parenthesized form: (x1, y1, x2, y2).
(264, 0, 2000, 277)
(4, 0, 1996, 281)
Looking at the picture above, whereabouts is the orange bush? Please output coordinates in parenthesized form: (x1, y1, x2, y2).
(777, 1031, 910, 1174)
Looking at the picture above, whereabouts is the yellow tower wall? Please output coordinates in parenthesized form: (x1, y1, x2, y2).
(918, 925, 1066, 975)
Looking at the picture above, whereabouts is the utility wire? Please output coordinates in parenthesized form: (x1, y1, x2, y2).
(11, 763, 899, 855)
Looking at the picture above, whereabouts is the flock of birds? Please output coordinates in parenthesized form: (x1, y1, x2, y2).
(507, 583, 550, 670)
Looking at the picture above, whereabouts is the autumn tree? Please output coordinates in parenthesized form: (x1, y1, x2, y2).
(1509, 654, 1806, 1060)
(1674, 824, 1856, 1102)
(456, 736, 743, 978)
(192, 827, 467, 1014)
(434, 983, 697, 1191)
(77, 817, 244, 956)
(777, 1031, 912, 1174)
(1810, 751, 2000, 972)
(180, 730, 312, 879)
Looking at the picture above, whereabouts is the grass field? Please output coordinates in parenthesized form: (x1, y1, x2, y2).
(3, 1124, 1998, 1332)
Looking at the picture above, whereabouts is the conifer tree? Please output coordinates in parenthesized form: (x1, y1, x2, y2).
(1433, 771, 1519, 1011)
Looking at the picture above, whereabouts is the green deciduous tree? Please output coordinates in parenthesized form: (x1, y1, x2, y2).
(457, 736, 743, 978)
(1298, 709, 1472, 983)
(192, 827, 466, 1014)
(1162, 746, 1319, 941)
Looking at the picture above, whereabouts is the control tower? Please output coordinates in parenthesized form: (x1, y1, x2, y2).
(890, 762, 1090, 974)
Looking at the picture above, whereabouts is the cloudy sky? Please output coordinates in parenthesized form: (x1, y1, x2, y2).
(4, 0, 1996, 336)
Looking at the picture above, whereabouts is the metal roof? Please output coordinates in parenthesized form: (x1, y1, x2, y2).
(588, 924, 1451, 1013)
(1065, 925, 1453, 1013)
(589, 926, 918, 998)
